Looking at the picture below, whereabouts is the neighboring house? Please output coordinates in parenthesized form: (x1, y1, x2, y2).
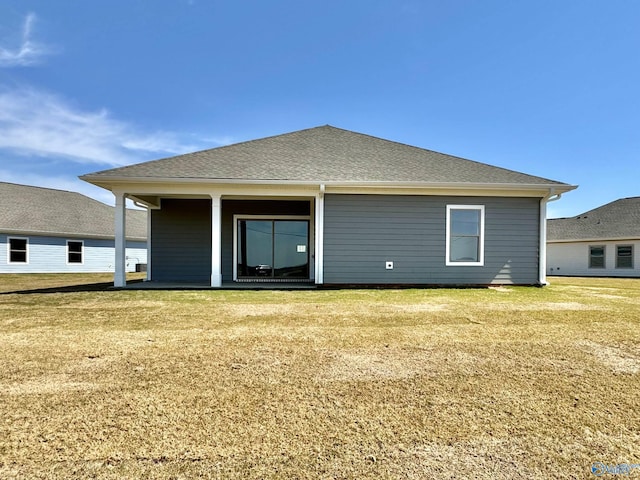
(0, 182, 147, 274)
(547, 197, 640, 277)
(80, 125, 576, 287)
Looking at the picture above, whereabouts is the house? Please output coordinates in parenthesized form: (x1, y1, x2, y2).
(80, 125, 576, 287)
(547, 197, 640, 277)
(0, 182, 147, 274)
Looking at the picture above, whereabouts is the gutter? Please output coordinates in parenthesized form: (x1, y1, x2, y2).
(79, 174, 578, 194)
(548, 236, 640, 244)
(0, 228, 146, 242)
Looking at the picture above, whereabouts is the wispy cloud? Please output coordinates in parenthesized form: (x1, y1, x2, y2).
(0, 87, 206, 166)
(0, 13, 54, 67)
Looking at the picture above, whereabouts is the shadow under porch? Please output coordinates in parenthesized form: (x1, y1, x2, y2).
(149, 197, 315, 285)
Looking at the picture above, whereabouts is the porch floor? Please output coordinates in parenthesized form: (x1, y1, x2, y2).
(123, 280, 318, 290)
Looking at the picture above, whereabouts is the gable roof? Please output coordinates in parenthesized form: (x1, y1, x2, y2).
(548, 197, 640, 242)
(81, 125, 573, 190)
(0, 182, 147, 241)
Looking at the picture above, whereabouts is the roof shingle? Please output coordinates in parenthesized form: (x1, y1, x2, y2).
(548, 197, 640, 241)
(82, 125, 571, 187)
(0, 182, 147, 240)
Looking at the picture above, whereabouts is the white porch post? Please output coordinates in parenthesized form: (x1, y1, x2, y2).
(114, 192, 127, 287)
(145, 207, 152, 281)
(211, 193, 222, 287)
(314, 185, 325, 284)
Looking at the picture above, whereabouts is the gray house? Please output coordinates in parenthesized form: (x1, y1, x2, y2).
(80, 126, 576, 287)
(547, 197, 640, 277)
(0, 182, 147, 274)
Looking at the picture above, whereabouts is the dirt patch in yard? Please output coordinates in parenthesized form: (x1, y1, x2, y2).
(319, 347, 481, 381)
(576, 340, 640, 374)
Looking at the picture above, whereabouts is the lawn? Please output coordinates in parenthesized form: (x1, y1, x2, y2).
(0, 275, 638, 479)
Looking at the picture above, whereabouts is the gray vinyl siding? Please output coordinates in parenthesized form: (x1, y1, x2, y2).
(221, 200, 311, 281)
(149, 198, 311, 283)
(0, 234, 146, 273)
(323, 194, 540, 285)
(151, 199, 212, 282)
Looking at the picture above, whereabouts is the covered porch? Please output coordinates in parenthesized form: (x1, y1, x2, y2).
(121, 280, 318, 290)
(112, 185, 325, 288)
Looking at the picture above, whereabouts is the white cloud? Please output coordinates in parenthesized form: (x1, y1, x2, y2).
(0, 87, 204, 166)
(0, 13, 54, 67)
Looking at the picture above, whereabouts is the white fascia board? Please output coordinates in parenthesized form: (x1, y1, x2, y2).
(548, 237, 640, 244)
(82, 176, 577, 198)
(0, 229, 146, 242)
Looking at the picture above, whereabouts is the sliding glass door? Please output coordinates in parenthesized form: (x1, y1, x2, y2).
(237, 219, 309, 279)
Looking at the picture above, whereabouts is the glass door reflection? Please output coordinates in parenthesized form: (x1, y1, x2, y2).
(237, 219, 309, 279)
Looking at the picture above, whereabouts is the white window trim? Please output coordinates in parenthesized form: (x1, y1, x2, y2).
(589, 245, 606, 269)
(445, 205, 485, 267)
(66, 239, 84, 265)
(615, 244, 633, 269)
(7, 236, 29, 264)
(232, 214, 312, 281)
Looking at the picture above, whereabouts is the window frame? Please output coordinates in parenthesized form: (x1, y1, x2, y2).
(445, 205, 485, 267)
(232, 214, 312, 281)
(7, 237, 29, 264)
(67, 240, 84, 265)
(588, 245, 606, 269)
(615, 244, 633, 269)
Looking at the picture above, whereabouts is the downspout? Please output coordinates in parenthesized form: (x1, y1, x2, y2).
(539, 188, 562, 286)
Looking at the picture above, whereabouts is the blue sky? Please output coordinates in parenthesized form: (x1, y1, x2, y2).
(1, 1, 638, 218)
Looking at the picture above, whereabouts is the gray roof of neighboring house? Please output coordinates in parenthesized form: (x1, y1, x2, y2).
(548, 197, 640, 241)
(82, 125, 572, 187)
(0, 182, 147, 241)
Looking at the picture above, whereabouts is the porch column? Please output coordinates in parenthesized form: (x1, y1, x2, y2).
(146, 207, 152, 281)
(114, 192, 127, 287)
(210, 193, 222, 287)
(314, 185, 325, 284)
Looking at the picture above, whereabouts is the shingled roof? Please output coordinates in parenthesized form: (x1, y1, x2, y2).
(548, 197, 640, 241)
(0, 182, 147, 240)
(82, 125, 572, 187)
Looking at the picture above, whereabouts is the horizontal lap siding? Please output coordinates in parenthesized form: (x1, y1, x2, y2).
(323, 195, 540, 285)
(547, 240, 640, 277)
(0, 235, 146, 273)
(151, 199, 211, 282)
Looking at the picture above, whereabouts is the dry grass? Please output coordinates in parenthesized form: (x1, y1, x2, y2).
(0, 275, 639, 479)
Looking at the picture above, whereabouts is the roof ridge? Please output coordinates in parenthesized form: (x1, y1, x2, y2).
(0, 180, 82, 197)
(577, 196, 640, 217)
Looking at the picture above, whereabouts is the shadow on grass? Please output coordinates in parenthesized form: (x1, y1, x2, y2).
(1, 279, 145, 295)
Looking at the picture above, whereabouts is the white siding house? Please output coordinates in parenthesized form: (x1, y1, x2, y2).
(1, 182, 147, 274)
(547, 197, 640, 277)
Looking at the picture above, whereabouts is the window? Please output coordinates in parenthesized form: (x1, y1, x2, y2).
(67, 240, 84, 264)
(616, 245, 633, 269)
(446, 205, 484, 266)
(589, 246, 605, 268)
(8, 237, 28, 263)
